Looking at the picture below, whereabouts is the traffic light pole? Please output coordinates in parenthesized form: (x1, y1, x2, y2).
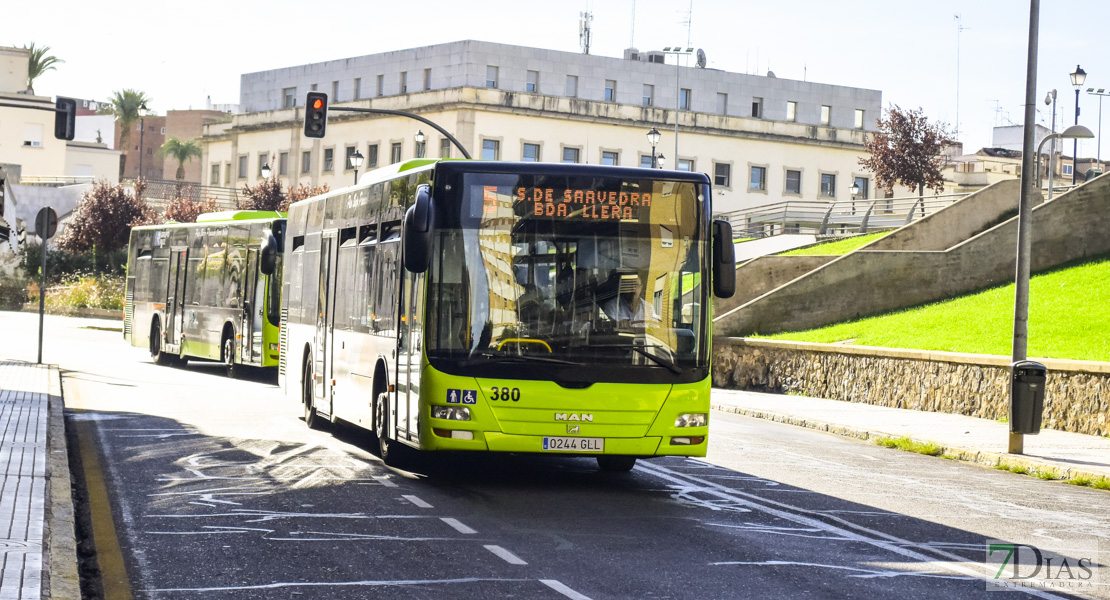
(328, 107, 473, 159)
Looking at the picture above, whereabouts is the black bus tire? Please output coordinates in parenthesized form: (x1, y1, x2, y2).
(303, 360, 321, 429)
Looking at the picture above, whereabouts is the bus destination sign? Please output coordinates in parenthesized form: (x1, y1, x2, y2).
(515, 187, 653, 220)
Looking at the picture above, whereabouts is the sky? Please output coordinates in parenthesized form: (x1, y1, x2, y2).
(9, 0, 1110, 159)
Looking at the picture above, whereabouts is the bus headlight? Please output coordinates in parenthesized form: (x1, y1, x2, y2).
(674, 413, 707, 428)
(432, 406, 471, 421)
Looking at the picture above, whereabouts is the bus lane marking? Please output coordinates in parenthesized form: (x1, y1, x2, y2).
(540, 579, 594, 600)
(402, 494, 433, 508)
(441, 518, 477, 534)
(484, 544, 528, 565)
(634, 461, 1070, 599)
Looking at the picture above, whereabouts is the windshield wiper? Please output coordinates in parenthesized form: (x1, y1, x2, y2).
(587, 344, 684, 375)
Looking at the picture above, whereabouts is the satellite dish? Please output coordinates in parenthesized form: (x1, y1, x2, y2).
(696, 48, 707, 69)
(767, 70, 776, 78)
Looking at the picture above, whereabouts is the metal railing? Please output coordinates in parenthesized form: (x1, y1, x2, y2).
(128, 179, 241, 211)
(17, 175, 96, 187)
(715, 192, 970, 239)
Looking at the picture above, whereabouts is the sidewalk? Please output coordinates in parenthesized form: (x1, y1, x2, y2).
(712, 388, 1110, 482)
(0, 360, 78, 600)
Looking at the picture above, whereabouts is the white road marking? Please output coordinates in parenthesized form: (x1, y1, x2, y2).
(403, 494, 433, 508)
(540, 579, 594, 600)
(441, 518, 477, 534)
(485, 544, 527, 565)
(148, 577, 531, 593)
(712, 560, 975, 580)
(375, 475, 399, 488)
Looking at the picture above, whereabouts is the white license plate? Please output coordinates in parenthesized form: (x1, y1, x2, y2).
(542, 437, 604, 452)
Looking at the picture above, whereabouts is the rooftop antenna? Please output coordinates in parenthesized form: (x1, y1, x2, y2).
(954, 14, 970, 140)
(683, 0, 694, 48)
(579, 11, 593, 55)
(630, 0, 636, 48)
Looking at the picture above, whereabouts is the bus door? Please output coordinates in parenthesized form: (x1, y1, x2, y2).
(165, 248, 187, 345)
(242, 248, 260, 363)
(313, 234, 338, 415)
(395, 268, 425, 441)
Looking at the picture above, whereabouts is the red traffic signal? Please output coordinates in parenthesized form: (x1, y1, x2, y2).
(304, 92, 328, 138)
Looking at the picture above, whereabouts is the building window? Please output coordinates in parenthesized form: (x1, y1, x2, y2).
(853, 176, 869, 199)
(642, 84, 654, 106)
(323, 148, 334, 172)
(367, 144, 379, 168)
(376, 74, 384, 97)
(604, 80, 616, 101)
(439, 139, 451, 158)
(526, 70, 539, 93)
(400, 72, 408, 94)
(257, 153, 269, 177)
(354, 78, 361, 100)
(714, 163, 731, 188)
(820, 173, 837, 197)
(601, 150, 619, 166)
(1063, 164, 1074, 176)
(345, 146, 358, 171)
(566, 75, 578, 98)
(282, 87, 296, 109)
(522, 143, 540, 162)
(677, 159, 694, 172)
(717, 93, 728, 115)
(482, 139, 500, 161)
(787, 101, 797, 122)
(332, 80, 339, 101)
(640, 155, 654, 169)
(279, 152, 289, 176)
(562, 147, 580, 164)
(391, 142, 402, 163)
(486, 65, 499, 88)
(820, 105, 831, 125)
(301, 151, 312, 174)
(160, 127, 165, 135)
(680, 88, 692, 110)
(749, 165, 767, 191)
(210, 163, 220, 185)
(22, 123, 43, 147)
(785, 169, 802, 194)
(311, 83, 318, 91)
(854, 109, 865, 129)
(423, 68, 432, 91)
(751, 97, 763, 118)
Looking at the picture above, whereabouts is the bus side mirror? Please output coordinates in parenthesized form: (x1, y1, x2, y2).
(260, 229, 278, 276)
(712, 219, 736, 298)
(403, 184, 435, 273)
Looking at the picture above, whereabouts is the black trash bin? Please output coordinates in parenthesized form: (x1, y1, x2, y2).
(1010, 360, 1047, 435)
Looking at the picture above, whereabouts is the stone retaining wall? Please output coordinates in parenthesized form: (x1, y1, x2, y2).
(713, 337, 1110, 437)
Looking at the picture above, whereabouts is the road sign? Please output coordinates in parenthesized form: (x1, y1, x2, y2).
(35, 207, 57, 239)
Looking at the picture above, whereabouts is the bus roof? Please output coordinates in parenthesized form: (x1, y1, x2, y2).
(196, 210, 285, 222)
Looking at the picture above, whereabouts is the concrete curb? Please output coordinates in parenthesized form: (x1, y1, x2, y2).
(711, 401, 1110, 486)
(21, 305, 121, 322)
(44, 366, 79, 600)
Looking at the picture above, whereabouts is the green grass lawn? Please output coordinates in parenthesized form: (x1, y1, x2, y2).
(777, 231, 890, 256)
(754, 255, 1110, 361)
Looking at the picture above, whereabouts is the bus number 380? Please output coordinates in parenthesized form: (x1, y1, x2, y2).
(490, 387, 521, 401)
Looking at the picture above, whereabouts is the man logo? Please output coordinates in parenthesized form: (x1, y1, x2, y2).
(567, 425, 581, 434)
(554, 413, 594, 422)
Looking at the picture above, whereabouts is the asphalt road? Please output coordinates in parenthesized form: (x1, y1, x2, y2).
(5, 311, 1109, 599)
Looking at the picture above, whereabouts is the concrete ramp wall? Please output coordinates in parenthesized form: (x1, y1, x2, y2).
(715, 174, 1110, 336)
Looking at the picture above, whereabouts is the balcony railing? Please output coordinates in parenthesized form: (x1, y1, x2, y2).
(715, 192, 970, 239)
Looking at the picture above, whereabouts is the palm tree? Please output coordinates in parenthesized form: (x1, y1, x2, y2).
(158, 138, 203, 181)
(23, 43, 63, 94)
(100, 89, 152, 181)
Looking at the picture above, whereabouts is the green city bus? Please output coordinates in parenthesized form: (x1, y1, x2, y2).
(124, 211, 286, 377)
(275, 160, 734, 470)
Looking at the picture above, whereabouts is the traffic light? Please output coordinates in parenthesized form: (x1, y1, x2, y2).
(304, 92, 328, 138)
(54, 97, 76, 141)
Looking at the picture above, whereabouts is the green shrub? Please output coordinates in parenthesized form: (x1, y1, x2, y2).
(45, 273, 124, 311)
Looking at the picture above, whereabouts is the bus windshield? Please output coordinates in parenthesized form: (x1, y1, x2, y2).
(427, 171, 709, 385)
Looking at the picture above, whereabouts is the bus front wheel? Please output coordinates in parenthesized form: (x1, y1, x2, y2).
(303, 361, 321, 429)
(597, 456, 637, 472)
(374, 392, 395, 463)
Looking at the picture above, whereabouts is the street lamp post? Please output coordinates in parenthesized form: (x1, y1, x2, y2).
(137, 103, 148, 180)
(350, 150, 364, 185)
(1044, 89, 1057, 196)
(661, 47, 700, 161)
(646, 127, 661, 168)
(260, 163, 271, 180)
(1070, 65, 1087, 185)
(414, 130, 425, 158)
(656, 154, 666, 170)
(1087, 87, 1109, 170)
(849, 183, 860, 217)
(1035, 125, 1094, 200)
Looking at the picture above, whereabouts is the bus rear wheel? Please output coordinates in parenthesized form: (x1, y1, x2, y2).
(597, 456, 637, 472)
(303, 361, 321, 429)
(151, 322, 173, 366)
(222, 335, 238, 379)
